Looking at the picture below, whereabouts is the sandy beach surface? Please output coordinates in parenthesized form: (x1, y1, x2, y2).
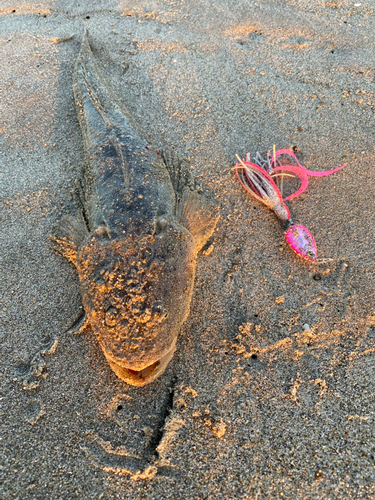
(1, 0, 375, 498)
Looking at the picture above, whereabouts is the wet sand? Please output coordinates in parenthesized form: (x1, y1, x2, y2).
(1, 0, 375, 498)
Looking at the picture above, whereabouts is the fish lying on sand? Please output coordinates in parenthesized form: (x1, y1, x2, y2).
(51, 31, 219, 386)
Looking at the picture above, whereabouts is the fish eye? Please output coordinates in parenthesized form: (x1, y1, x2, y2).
(154, 216, 169, 236)
(105, 306, 119, 327)
(93, 225, 110, 240)
(152, 301, 168, 322)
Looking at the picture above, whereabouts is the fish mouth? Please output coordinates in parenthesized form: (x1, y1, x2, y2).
(102, 342, 177, 387)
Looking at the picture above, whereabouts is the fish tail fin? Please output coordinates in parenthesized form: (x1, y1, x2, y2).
(73, 29, 146, 153)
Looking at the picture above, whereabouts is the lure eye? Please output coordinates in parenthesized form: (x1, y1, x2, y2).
(105, 306, 119, 327)
(304, 251, 317, 262)
(152, 301, 168, 322)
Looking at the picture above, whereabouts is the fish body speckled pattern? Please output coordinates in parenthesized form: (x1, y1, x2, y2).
(51, 31, 219, 386)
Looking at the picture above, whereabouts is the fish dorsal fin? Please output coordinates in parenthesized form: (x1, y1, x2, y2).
(161, 148, 196, 194)
(162, 148, 219, 252)
(50, 212, 89, 266)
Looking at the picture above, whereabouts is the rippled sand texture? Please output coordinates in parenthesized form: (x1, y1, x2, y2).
(1, 0, 375, 498)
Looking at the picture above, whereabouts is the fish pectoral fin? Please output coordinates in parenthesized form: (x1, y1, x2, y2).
(176, 189, 220, 252)
(161, 147, 219, 251)
(50, 212, 89, 266)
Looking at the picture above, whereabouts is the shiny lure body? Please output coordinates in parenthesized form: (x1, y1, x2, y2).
(285, 224, 317, 262)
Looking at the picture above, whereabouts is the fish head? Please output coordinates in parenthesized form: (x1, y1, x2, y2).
(77, 217, 197, 386)
(285, 224, 317, 262)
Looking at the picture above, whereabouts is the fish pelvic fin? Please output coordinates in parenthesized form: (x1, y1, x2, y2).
(162, 148, 219, 252)
(50, 212, 89, 266)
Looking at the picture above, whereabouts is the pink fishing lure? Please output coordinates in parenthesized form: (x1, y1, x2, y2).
(234, 148, 345, 262)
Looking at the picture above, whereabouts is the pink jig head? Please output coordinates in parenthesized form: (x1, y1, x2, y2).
(234, 148, 345, 262)
(285, 224, 317, 262)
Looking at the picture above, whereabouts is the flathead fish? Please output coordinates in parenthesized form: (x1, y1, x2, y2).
(51, 31, 219, 386)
